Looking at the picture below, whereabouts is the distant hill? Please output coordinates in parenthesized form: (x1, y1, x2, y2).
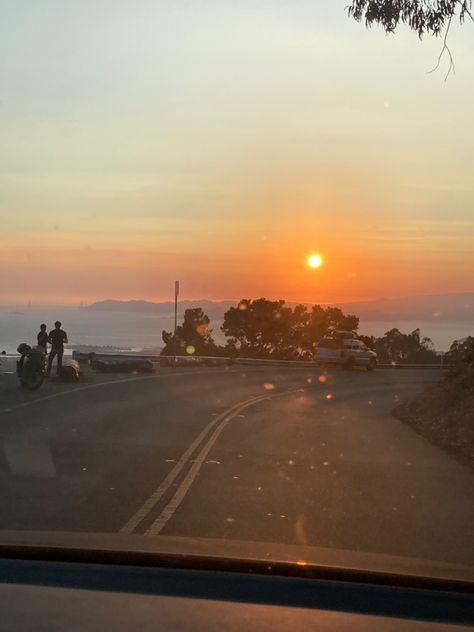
(87, 293, 474, 322)
(331, 293, 474, 322)
(86, 299, 236, 319)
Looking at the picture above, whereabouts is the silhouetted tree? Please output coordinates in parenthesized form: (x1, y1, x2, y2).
(221, 298, 295, 358)
(347, 0, 472, 36)
(445, 336, 474, 367)
(358, 334, 377, 350)
(222, 299, 359, 359)
(161, 308, 216, 356)
(161, 300, 443, 364)
(369, 327, 438, 364)
(347, 0, 473, 78)
(293, 305, 359, 358)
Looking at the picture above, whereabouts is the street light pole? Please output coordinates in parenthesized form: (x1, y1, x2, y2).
(173, 280, 179, 365)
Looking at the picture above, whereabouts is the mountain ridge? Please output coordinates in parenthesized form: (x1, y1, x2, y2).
(86, 293, 474, 322)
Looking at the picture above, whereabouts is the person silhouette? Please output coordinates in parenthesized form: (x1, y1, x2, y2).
(37, 323, 48, 354)
(47, 321, 68, 377)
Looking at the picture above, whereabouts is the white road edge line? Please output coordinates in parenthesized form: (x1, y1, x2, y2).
(145, 388, 302, 537)
(119, 393, 271, 535)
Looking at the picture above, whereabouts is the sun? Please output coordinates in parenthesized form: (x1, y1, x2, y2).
(307, 253, 323, 269)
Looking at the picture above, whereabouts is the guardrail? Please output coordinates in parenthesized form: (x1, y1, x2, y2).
(1, 351, 452, 376)
(70, 351, 450, 370)
(0, 355, 18, 374)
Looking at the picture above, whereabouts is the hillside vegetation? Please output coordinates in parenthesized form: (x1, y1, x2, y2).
(395, 365, 474, 470)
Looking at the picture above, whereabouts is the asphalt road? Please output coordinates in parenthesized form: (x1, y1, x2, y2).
(0, 365, 473, 567)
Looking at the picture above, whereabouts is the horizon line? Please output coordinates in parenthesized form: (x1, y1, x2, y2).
(1, 289, 473, 310)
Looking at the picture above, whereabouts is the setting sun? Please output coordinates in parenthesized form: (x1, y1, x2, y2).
(307, 254, 323, 269)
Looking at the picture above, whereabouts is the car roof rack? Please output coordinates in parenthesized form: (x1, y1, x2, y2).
(327, 330, 358, 339)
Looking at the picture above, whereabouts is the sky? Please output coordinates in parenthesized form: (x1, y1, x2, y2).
(1, 0, 473, 305)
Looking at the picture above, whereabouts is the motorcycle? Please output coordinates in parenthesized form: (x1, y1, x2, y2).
(16, 343, 46, 391)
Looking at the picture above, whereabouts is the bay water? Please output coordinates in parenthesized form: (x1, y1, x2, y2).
(0, 306, 472, 355)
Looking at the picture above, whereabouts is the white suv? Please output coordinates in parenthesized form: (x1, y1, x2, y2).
(315, 332, 377, 371)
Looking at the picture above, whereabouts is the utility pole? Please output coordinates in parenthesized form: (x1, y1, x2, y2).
(173, 280, 179, 365)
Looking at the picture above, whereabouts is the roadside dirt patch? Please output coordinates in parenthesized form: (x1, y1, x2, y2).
(394, 367, 474, 470)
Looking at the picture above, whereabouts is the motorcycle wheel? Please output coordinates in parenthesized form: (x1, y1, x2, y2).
(24, 372, 44, 391)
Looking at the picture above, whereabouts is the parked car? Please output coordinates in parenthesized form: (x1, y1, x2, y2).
(315, 332, 377, 371)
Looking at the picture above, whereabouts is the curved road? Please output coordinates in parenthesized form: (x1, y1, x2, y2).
(0, 365, 473, 566)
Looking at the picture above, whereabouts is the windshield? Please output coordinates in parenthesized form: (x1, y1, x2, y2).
(1, 0, 473, 580)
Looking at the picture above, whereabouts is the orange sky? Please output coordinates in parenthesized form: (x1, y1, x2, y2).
(1, 1, 473, 305)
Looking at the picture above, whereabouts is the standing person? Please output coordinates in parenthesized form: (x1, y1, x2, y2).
(37, 324, 48, 354)
(47, 321, 68, 377)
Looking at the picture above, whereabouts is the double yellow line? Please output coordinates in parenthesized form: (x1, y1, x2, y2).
(120, 389, 301, 536)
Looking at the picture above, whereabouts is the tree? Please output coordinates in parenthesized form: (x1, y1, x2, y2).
(369, 327, 438, 364)
(358, 334, 377, 350)
(445, 336, 474, 367)
(221, 298, 295, 358)
(161, 308, 216, 356)
(347, 0, 473, 78)
(347, 1, 473, 36)
(294, 305, 359, 358)
(221, 298, 360, 360)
